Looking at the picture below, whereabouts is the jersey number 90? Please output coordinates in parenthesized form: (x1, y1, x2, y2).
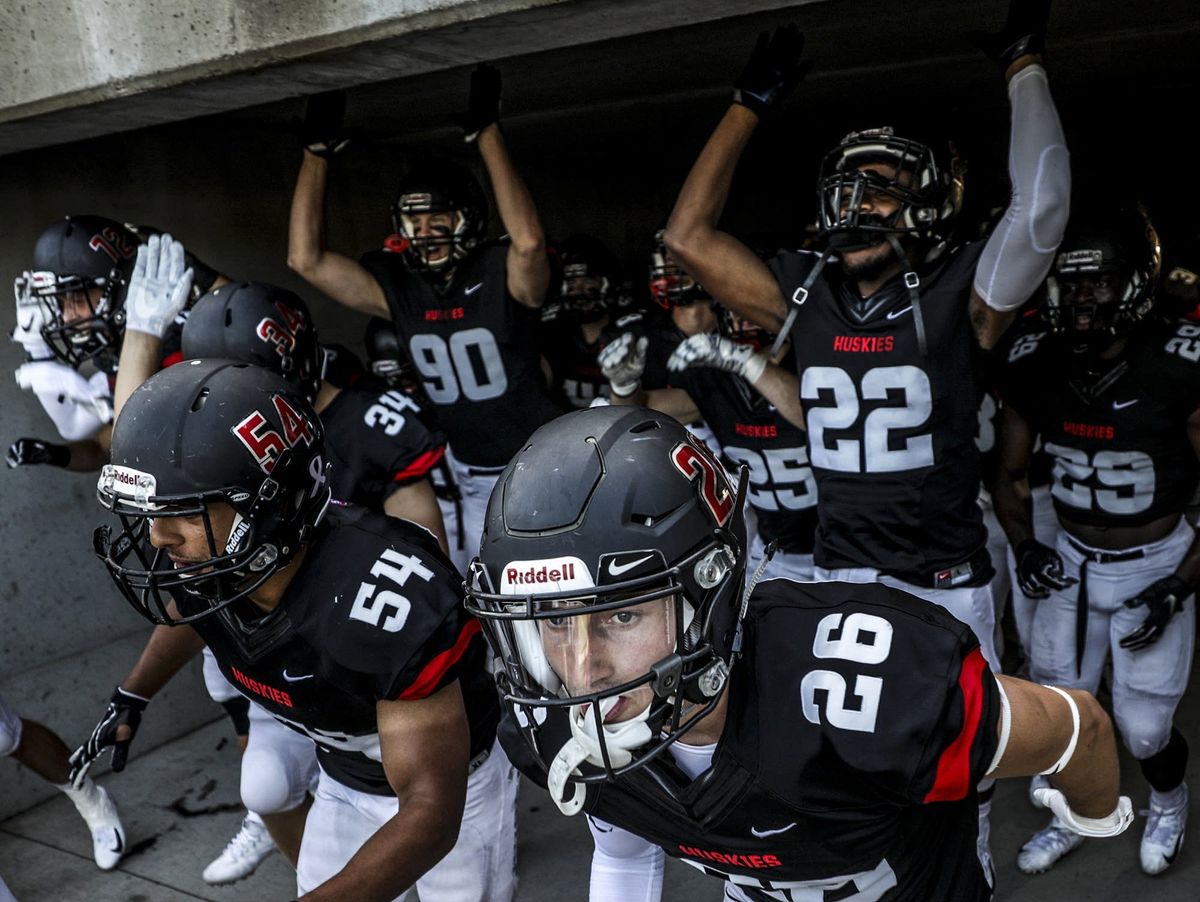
(410, 329, 508, 404)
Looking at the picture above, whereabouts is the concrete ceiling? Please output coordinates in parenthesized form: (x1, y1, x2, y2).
(3, 0, 1198, 159)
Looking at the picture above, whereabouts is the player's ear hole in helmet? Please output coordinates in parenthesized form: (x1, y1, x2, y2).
(94, 359, 331, 653)
(389, 159, 488, 273)
(466, 406, 749, 810)
(16, 215, 140, 371)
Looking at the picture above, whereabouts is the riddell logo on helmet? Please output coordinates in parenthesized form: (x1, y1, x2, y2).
(500, 557, 594, 595)
(101, 465, 157, 502)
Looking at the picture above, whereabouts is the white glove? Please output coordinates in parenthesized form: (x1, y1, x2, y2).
(11, 274, 54, 360)
(1032, 788, 1135, 838)
(599, 332, 648, 398)
(124, 234, 193, 338)
(667, 333, 768, 385)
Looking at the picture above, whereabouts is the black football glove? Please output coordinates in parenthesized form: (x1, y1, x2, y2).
(299, 90, 352, 158)
(968, 0, 1051, 71)
(452, 64, 502, 143)
(732, 25, 811, 117)
(6, 438, 70, 469)
(1119, 575, 1192, 652)
(1015, 538, 1076, 599)
(68, 686, 150, 788)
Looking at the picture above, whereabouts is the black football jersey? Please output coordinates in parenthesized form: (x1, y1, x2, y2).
(768, 244, 990, 577)
(185, 504, 498, 794)
(361, 242, 566, 467)
(669, 364, 817, 554)
(997, 317, 1200, 527)
(539, 317, 608, 409)
(320, 384, 447, 510)
(504, 579, 999, 901)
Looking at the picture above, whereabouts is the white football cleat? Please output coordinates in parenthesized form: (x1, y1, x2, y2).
(1141, 784, 1188, 876)
(67, 783, 126, 870)
(202, 814, 275, 884)
(1017, 817, 1084, 874)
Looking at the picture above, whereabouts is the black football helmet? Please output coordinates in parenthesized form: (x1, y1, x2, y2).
(558, 234, 621, 323)
(181, 282, 324, 400)
(716, 303, 774, 352)
(390, 160, 488, 272)
(648, 229, 711, 309)
(466, 406, 747, 807)
(17, 215, 139, 369)
(816, 127, 964, 252)
(1044, 204, 1162, 354)
(95, 359, 331, 647)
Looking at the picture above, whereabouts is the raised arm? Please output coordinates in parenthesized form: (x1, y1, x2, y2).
(455, 65, 549, 309)
(287, 93, 388, 318)
(300, 680, 470, 901)
(969, 0, 1070, 349)
(664, 28, 809, 333)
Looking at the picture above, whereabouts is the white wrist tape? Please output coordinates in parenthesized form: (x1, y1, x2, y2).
(1040, 685, 1080, 776)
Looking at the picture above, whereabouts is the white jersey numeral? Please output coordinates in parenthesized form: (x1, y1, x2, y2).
(723, 445, 818, 512)
(410, 328, 508, 404)
(363, 390, 421, 436)
(349, 548, 434, 632)
(801, 612, 893, 734)
(1045, 442, 1155, 515)
(802, 365, 934, 473)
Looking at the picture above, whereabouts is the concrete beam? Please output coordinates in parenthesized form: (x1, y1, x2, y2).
(0, 0, 809, 157)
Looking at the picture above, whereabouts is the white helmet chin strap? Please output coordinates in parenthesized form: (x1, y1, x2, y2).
(547, 698, 653, 816)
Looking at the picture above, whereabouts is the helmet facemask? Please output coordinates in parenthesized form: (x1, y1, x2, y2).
(17, 269, 126, 370)
(649, 233, 710, 310)
(817, 128, 962, 257)
(390, 192, 481, 273)
(467, 465, 747, 814)
(561, 263, 613, 324)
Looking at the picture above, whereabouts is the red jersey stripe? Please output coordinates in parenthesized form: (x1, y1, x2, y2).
(923, 647, 988, 803)
(392, 445, 446, 483)
(396, 619, 481, 701)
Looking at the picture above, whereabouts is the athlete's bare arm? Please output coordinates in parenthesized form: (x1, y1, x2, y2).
(992, 402, 1038, 549)
(664, 104, 788, 334)
(287, 150, 388, 318)
(301, 680, 470, 901)
(384, 480, 450, 555)
(120, 621, 207, 699)
(476, 125, 549, 309)
(989, 676, 1120, 821)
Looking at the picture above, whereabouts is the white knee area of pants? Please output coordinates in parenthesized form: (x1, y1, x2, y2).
(241, 745, 307, 815)
(0, 697, 23, 757)
(1040, 685, 1081, 776)
(1113, 708, 1172, 761)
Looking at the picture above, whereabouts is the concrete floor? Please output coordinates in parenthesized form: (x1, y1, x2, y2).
(2, 677, 1198, 902)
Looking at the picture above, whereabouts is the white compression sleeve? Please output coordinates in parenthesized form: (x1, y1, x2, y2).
(588, 817, 665, 902)
(974, 65, 1071, 312)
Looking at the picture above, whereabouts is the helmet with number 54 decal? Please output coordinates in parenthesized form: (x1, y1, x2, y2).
(94, 359, 331, 646)
(466, 406, 748, 813)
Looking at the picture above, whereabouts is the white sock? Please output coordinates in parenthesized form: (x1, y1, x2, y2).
(57, 777, 102, 818)
(1150, 783, 1187, 811)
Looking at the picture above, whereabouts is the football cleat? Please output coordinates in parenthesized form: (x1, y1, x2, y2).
(68, 783, 126, 871)
(1140, 784, 1188, 876)
(1017, 817, 1084, 874)
(202, 814, 275, 884)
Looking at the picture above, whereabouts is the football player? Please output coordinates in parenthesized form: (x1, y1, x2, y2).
(7, 215, 226, 473)
(540, 234, 625, 409)
(661, 0, 1070, 674)
(993, 203, 1197, 876)
(75, 360, 512, 902)
(466, 405, 1132, 902)
(605, 302, 816, 581)
(287, 70, 564, 572)
(0, 694, 125, 871)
